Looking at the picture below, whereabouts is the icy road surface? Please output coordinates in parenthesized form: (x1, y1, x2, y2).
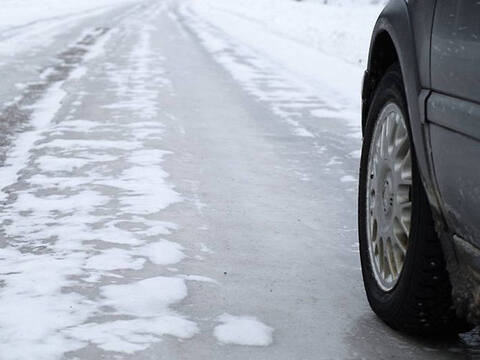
(0, 0, 478, 359)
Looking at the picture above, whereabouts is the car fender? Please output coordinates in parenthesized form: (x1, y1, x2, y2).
(364, 0, 441, 213)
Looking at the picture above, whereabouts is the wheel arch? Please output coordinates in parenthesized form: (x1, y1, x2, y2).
(362, 0, 439, 211)
(362, 31, 399, 131)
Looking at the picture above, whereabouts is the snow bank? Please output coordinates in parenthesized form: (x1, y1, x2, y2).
(190, 0, 384, 67)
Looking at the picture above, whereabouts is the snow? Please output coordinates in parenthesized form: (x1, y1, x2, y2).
(69, 66, 88, 80)
(0, 4, 131, 57)
(82, 28, 118, 62)
(178, 274, 219, 284)
(189, 0, 383, 68)
(35, 156, 89, 172)
(179, 0, 384, 141)
(136, 240, 186, 265)
(340, 175, 357, 183)
(101, 277, 189, 316)
(0, 82, 65, 202)
(0, 0, 391, 356)
(0, 0, 135, 30)
(180, 0, 382, 139)
(85, 248, 146, 271)
(0, 25, 122, 202)
(0, 5, 277, 355)
(0, 9, 199, 357)
(214, 314, 274, 346)
(67, 316, 197, 353)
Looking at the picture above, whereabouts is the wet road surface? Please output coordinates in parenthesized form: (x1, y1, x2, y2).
(0, 0, 479, 359)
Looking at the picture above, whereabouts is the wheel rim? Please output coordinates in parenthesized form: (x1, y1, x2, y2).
(366, 102, 412, 291)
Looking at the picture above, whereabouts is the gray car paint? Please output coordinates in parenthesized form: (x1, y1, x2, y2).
(363, 0, 437, 206)
(429, 0, 480, 252)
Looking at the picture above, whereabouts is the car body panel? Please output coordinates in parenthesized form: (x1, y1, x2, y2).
(363, 0, 439, 207)
(431, 1, 480, 102)
(429, 0, 480, 251)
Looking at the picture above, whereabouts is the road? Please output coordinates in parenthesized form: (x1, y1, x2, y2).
(0, 0, 478, 359)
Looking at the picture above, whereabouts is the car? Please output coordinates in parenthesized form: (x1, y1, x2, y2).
(358, 0, 480, 336)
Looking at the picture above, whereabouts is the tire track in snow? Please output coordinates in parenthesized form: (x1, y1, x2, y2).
(0, 27, 110, 197)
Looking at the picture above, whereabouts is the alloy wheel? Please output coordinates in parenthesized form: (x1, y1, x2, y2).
(366, 102, 413, 291)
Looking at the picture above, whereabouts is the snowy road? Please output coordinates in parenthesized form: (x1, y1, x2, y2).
(0, 0, 478, 359)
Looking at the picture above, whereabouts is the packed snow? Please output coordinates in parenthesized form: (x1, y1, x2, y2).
(189, 0, 384, 68)
(214, 314, 274, 346)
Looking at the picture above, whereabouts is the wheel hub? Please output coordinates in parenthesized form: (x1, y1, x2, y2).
(382, 174, 393, 216)
(366, 102, 413, 291)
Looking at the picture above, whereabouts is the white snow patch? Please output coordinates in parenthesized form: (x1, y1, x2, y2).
(96, 166, 182, 214)
(177, 274, 218, 284)
(340, 175, 357, 183)
(0, 82, 65, 201)
(213, 314, 273, 346)
(85, 248, 145, 271)
(326, 157, 342, 167)
(0, 248, 89, 360)
(294, 127, 315, 138)
(199, 243, 213, 253)
(27, 174, 92, 188)
(83, 28, 117, 62)
(36, 155, 89, 172)
(39, 138, 140, 150)
(349, 149, 362, 159)
(101, 277, 188, 316)
(136, 240, 185, 266)
(136, 221, 178, 236)
(67, 316, 197, 354)
(69, 66, 88, 80)
(57, 118, 98, 128)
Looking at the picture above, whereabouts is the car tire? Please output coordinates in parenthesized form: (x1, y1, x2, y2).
(358, 63, 472, 335)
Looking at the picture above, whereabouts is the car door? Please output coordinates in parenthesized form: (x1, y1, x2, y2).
(428, 0, 480, 247)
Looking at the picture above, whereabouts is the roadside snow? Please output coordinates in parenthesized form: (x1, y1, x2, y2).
(179, 2, 367, 139)
(189, 0, 383, 68)
(214, 314, 274, 346)
(181, 0, 382, 139)
(0, 0, 135, 31)
(0, 5, 129, 57)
